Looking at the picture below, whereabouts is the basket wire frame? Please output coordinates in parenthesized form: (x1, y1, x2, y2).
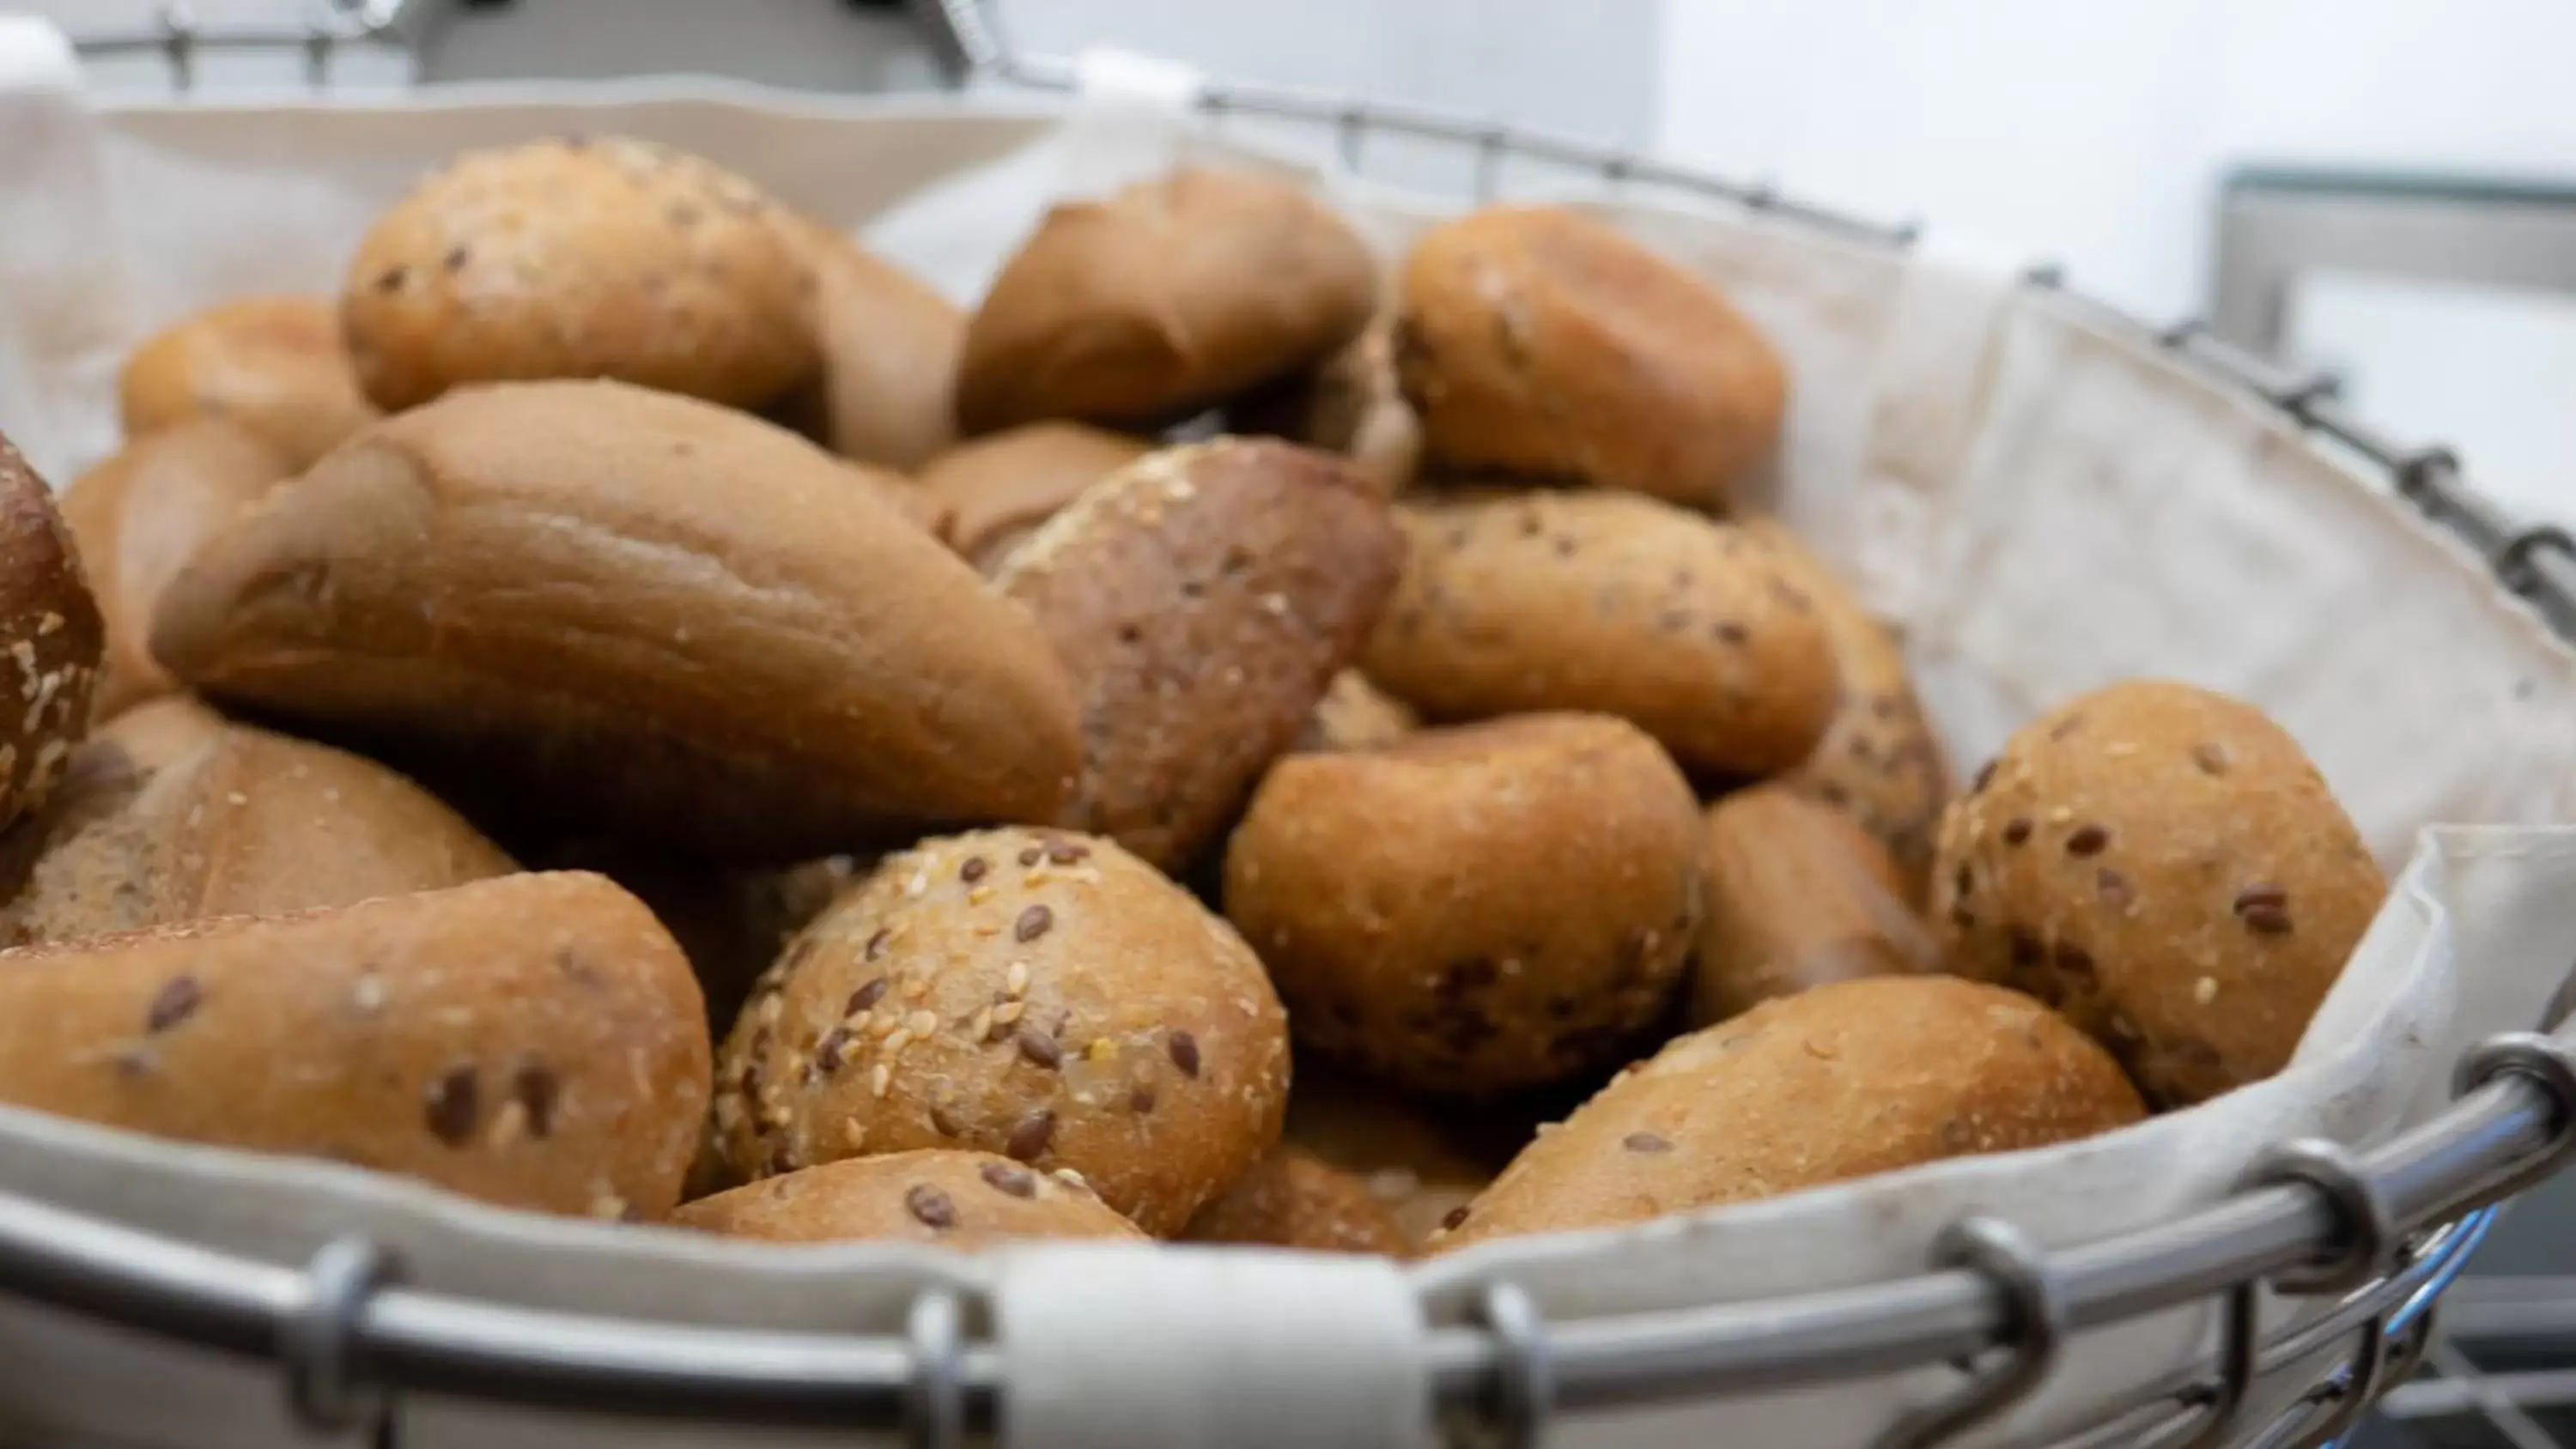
(43, 3, 2576, 1446)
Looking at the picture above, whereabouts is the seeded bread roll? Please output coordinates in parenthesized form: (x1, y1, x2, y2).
(1225, 713, 1704, 1095)
(1435, 976, 2142, 1249)
(1182, 1145, 1408, 1255)
(1691, 785, 1938, 1026)
(58, 421, 288, 721)
(0, 872, 710, 1220)
(1232, 314, 1421, 495)
(1291, 670, 1418, 753)
(0, 433, 105, 829)
(916, 423, 1153, 574)
(342, 136, 817, 413)
(149, 379, 1082, 862)
(1748, 521, 1952, 900)
(1931, 680, 2385, 1108)
(1363, 490, 1836, 777)
(956, 167, 1377, 433)
(780, 221, 964, 471)
(714, 828, 1289, 1235)
(1395, 206, 1785, 508)
(993, 439, 1404, 871)
(1282, 1064, 1498, 1252)
(676, 1149, 1145, 1247)
(117, 297, 380, 472)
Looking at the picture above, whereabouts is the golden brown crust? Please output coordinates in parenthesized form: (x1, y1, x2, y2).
(0, 872, 710, 1219)
(1395, 206, 1785, 508)
(1231, 314, 1420, 496)
(1281, 1064, 1498, 1252)
(1931, 680, 2385, 1107)
(1361, 490, 1836, 776)
(713, 828, 1289, 1235)
(1690, 785, 1938, 1027)
(1435, 976, 2142, 1248)
(148, 379, 1082, 863)
(780, 221, 965, 471)
(341, 136, 817, 413)
(994, 439, 1404, 871)
(956, 168, 1377, 433)
(916, 423, 1153, 574)
(1291, 670, 1419, 754)
(676, 1149, 1145, 1247)
(60, 421, 288, 721)
(1182, 1146, 1407, 1255)
(1224, 713, 1704, 1095)
(0, 433, 105, 830)
(116, 297, 380, 472)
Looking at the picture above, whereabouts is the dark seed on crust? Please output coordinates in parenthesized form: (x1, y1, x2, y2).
(2191, 743, 2231, 776)
(1622, 1131, 1674, 1154)
(2241, 903, 2294, 936)
(2096, 869, 2133, 907)
(442, 246, 469, 272)
(1005, 1109, 1057, 1161)
(2233, 883, 2288, 914)
(2050, 712, 2087, 742)
(906, 1185, 957, 1229)
(1441, 1206, 1471, 1231)
(1972, 759, 1998, 792)
(1018, 846, 1043, 866)
(424, 1065, 478, 1146)
(2002, 818, 2032, 846)
(848, 978, 889, 1013)
(1045, 840, 1090, 864)
(1167, 1030, 1201, 1078)
(513, 1061, 560, 1139)
(928, 1100, 968, 1137)
(1017, 1027, 1063, 1070)
(2065, 825, 2111, 856)
(814, 1027, 854, 1074)
(374, 266, 407, 293)
(863, 928, 890, 961)
(1953, 862, 1974, 899)
(1014, 905, 1054, 943)
(2052, 942, 2095, 977)
(144, 976, 202, 1034)
(1949, 903, 1976, 930)
(1714, 621, 1749, 646)
(980, 1162, 1037, 1198)
(961, 858, 988, 883)
(2008, 929, 2042, 967)
(1129, 1080, 1157, 1113)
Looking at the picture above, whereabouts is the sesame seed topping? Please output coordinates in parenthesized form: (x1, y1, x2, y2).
(2194, 977, 2218, 1004)
(1005, 961, 1031, 996)
(882, 1028, 914, 1056)
(871, 1064, 892, 1098)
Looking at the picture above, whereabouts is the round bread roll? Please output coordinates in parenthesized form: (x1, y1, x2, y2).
(956, 167, 1376, 433)
(994, 439, 1403, 872)
(1435, 976, 2143, 1249)
(1691, 785, 1938, 1027)
(59, 421, 288, 721)
(0, 704, 513, 948)
(1749, 521, 1951, 900)
(1282, 1064, 1498, 1252)
(781, 221, 964, 471)
(841, 459, 955, 545)
(0, 871, 710, 1220)
(1232, 314, 1421, 495)
(1291, 670, 1418, 754)
(0, 433, 105, 830)
(1395, 206, 1785, 508)
(713, 828, 1290, 1235)
(1931, 680, 2385, 1108)
(117, 297, 379, 471)
(676, 1149, 1145, 1248)
(916, 423, 1152, 574)
(1182, 1146, 1407, 1255)
(1362, 490, 1837, 777)
(342, 136, 817, 413)
(1224, 713, 1704, 1095)
(149, 379, 1082, 863)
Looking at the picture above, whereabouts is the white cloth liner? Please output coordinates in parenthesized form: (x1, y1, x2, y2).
(2, 26, 2576, 1446)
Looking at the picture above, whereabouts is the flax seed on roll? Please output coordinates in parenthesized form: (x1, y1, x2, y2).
(1690, 785, 1938, 1027)
(118, 297, 380, 472)
(916, 423, 1153, 574)
(0, 433, 104, 830)
(676, 1149, 1145, 1248)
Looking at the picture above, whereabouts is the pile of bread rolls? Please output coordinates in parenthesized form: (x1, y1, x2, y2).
(0, 135, 2388, 1258)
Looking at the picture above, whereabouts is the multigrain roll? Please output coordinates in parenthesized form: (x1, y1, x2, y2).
(1232, 314, 1422, 495)
(916, 423, 1152, 574)
(1395, 206, 1785, 508)
(0, 872, 711, 1220)
(1224, 713, 1704, 1095)
(58, 421, 287, 721)
(1750, 520, 1952, 899)
(1182, 1146, 1408, 1255)
(1362, 490, 1836, 777)
(994, 439, 1403, 872)
(1291, 670, 1418, 754)
(1281, 1064, 1498, 1252)
(341, 136, 817, 412)
(149, 379, 1082, 862)
(0, 433, 104, 830)
(783, 221, 964, 471)
(675, 1149, 1145, 1248)
(1932, 680, 2385, 1107)
(1690, 785, 1938, 1027)
(956, 167, 1376, 433)
(1434, 976, 2143, 1249)
(117, 297, 380, 471)
(712, 828, 1290, 1235)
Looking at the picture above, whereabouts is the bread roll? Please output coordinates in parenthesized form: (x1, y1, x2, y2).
(1435, 977, 2142, 1248)
(676, 1149, 1144, 1247)
(149, 379, 1082, 862)
(994, 439, 1403, 871)
(1932, 680, 2385, 1107)
(714, 828, 1289, 1235)
(1291, 670, 1418, 754)
(0, 433, 104, 830)
(916, 423, 1152, 574)
(0, 872, 710, 1219)
(117, 297, 379, 471)
(1232, 314, 1421, 495)
(342, 136, 817, 412)
(957, 168, 1376, 432)
(1395, 206, 1784, 508)
(59, 421, 287, 721)
(784, 221, 964, 470)
(1225, 714, 1704, 1095)
(1182, 1146, 1407, 1255)
(1281, 1064, 1497, 1252)
(1690, 785, 1937, 1026)
(1363, 490, 1836, 777)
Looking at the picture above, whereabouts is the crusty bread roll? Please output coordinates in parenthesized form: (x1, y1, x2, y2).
(342, 136, 817, 412)
(676, 1149, 1145, 1247)
(0, 433, 104, 831)
(1690, 785, 1937, 1026)
(58, 421, 288, 721)
(1435, 977, 2142, 1248)
(1182, 1146, 1407, 1255)
(956, 168, 1376, 433)
(117, 297, 379, 472)
(781, 221, 965, 471)
(1280, 1064, 1497, 1252)
(0, 871, 711, 1220)
(149, 379, 1083, 862)
(1396, 206, 1785, 508)
(1231, 313, 1421, 495)
(915, 423, 1152, 574)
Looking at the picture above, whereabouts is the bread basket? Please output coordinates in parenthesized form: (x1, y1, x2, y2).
(5, 4, 2576, 1446)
